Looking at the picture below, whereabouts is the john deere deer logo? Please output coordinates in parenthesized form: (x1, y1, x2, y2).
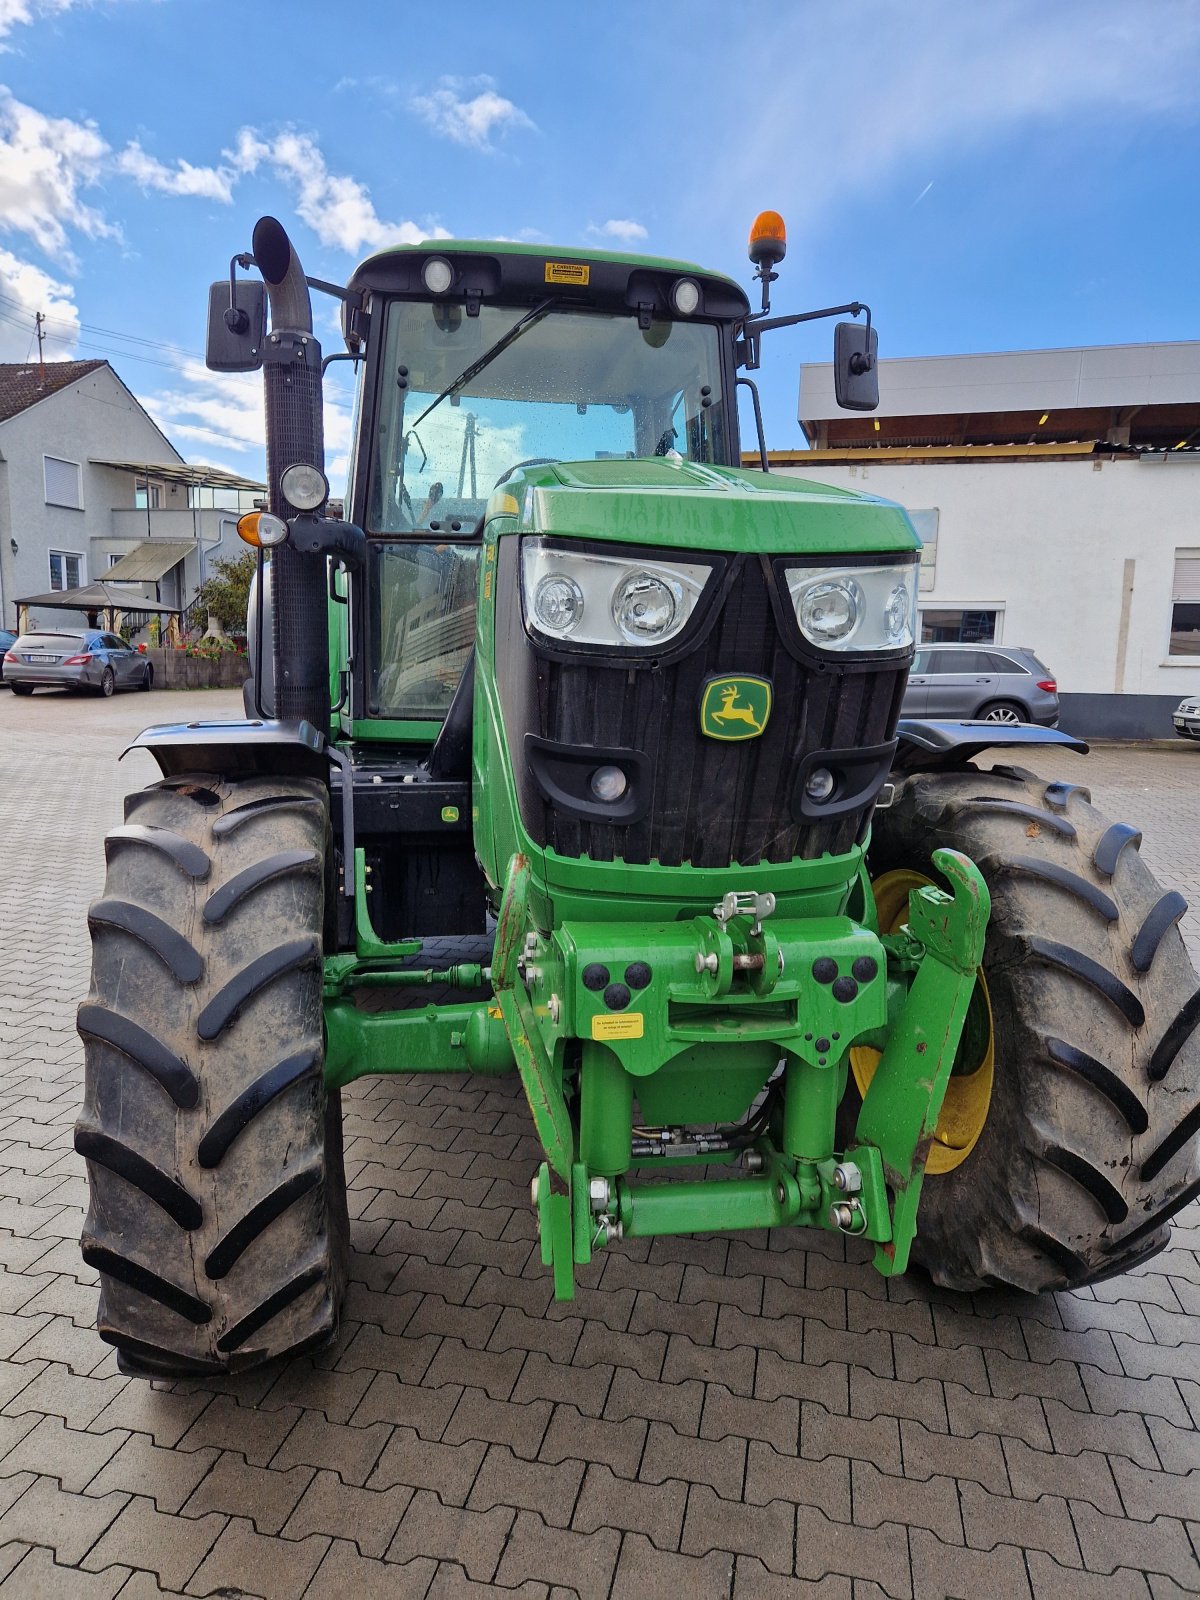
(700, 675, 773, 741)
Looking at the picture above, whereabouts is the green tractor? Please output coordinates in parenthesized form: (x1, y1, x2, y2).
(76, 211, 1200, 1375)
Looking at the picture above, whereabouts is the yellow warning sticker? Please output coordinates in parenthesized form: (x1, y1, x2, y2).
(545, 260, 590, 285)
(591, 1013, 644, 1041)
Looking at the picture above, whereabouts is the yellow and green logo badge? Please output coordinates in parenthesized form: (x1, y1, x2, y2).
(699, 675, 773, 741)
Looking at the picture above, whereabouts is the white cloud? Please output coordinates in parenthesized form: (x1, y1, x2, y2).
(590, 219, 648, 243)
(0, 89, 111, 257)
(0, 245, 78, 358)
(228, 126, 444, 255)
(410, 75, 534, 152)
(0, 0, 96, 46)
(116, 140, 234, 203)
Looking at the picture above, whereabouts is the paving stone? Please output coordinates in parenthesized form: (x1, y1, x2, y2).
(442, 1390, 552, 1459)
(745, 1439, 851, 1522)
(801, 1402, 902, 1474)
(1070, 1501, 1200, 1590)
(732, 1559, 852, 1598)
(894, 1332, 989, 1394)
(1025, 1550, 1153, 1598)
(177, 1394, 300, 1468)
(493, 1508, 619, 1599)
(574, 1320, 665, 1381)
(1111, 1458, 1200, 1522)
(605, 1367, 704, 1434)
(908, 1526, 1031, 1600)
(639, 1419, 746, 1501)
(793, 1504, 913, 1596)
(945, 1381, 1051, 1450)
(80, 1497, 224, 1591)
(491, 1306, 582, 1364)
(387, 1489, 513, 1583)
(1147, 1415, 1200, 1474)
(724, 1297, 805, 1360)
(281, 1467, 412, 1558)
(961, 1481, 1082, 1567)
(852, 1460, 963, 1543)
(83, 1431, 220, 1515)
(182, 1450, 312, 1536)
(0, 1413, 124, 1492)
(261, 1358, 375, 1425)
(424, 1339, 524, 1401)
(681, 1484, 794, 1576)
(1078, 1365, 1194, 1427)
(612, 1531, 734, 1600)
(540, 1405, 646, 1479)
(304, 1537, 436, 1599)
(350, 1372, 462, 1436)
(755, 1348, 849, 1414)
(1002, 1436, 1123, 1515)
(467, 1442, 584, 1527)
(850, 1368, 947, 1433)
(368, 1426, 487, 1504)
(0, 1475, 127, 1565)
(572, 1460, 687, 1549)
(680, 1264, 763, 1313)
(186, 1515, 329, 1600)
(511, 1349, 613, 1417)
(0, 1546, 130, 1598)
(899, 1419, 1009, 1493)
(3, 1363, 126, 1430)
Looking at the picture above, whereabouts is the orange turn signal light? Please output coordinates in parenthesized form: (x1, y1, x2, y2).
(237, 510, 289, 549)
(748, 209, 787, 268)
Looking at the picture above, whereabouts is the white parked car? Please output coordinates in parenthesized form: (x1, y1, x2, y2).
(1173, 696, 1200, 740)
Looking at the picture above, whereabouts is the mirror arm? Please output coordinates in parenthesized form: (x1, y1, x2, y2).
(224, 252, 254, 335)
(735, 301, 872, 374)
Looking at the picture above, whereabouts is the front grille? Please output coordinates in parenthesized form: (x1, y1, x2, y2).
(508, 553, 908, 868)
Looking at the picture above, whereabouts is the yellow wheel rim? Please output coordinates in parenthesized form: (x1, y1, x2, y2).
(849, 869, 995, 1175)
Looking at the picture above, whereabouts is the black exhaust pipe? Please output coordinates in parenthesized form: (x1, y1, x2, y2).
(253, 215, 329, 740)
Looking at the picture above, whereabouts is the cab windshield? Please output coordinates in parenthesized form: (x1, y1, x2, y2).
(368, 300, 728, 531)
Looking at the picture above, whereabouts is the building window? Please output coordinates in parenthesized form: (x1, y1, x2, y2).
(1169, 553, 1200, 658)
(919, 607, 1000, 644)
(49, 550, 83, 591)
(44, 455, 82, 510)
(135, 480, 163, 510)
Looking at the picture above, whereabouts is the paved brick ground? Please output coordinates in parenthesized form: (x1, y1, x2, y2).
(0, 684, 1196, 1598)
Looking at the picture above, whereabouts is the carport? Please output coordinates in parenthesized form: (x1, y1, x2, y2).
(14, 580, 183, 643)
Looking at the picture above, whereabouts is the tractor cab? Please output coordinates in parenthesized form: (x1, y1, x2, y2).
(345, 243, 748, 727)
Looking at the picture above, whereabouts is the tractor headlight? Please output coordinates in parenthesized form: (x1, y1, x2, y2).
(784, 559, 917, 652)
(521, 541, 712, 648)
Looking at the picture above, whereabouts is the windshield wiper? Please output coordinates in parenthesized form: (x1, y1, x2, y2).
(410, 296, 557, 431)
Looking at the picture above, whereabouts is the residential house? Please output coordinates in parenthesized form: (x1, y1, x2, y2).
(0, 359, 260, 635)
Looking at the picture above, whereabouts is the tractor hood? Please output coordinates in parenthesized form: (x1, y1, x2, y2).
(493, 458, 920, 557)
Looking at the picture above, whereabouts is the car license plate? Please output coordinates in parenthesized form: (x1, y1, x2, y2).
(25, 653, 59, 663)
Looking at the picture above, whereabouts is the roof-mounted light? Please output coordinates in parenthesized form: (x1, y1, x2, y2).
(422, 256, 454, 295)
(748, 210, 787, 269)
(671, 277, 701, 316)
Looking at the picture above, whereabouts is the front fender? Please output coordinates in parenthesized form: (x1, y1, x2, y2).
(122, 718, 328, 781)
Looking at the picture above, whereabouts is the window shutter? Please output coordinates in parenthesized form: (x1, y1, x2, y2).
(1173, 555, 1200, 603)
(44, 456, 81, 509)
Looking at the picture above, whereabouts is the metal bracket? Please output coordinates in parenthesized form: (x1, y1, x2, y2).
(713, 891, 776, 935)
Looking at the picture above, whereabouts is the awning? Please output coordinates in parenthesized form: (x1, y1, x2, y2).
(15, 581, 182, 615)
(104, 541, 194, 582)
(89, 458, 265, 493)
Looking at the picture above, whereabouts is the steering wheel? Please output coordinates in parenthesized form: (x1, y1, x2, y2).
(493, 456, 560, 488)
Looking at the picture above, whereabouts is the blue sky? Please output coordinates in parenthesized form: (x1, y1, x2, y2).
(0, 0, 1197, 488)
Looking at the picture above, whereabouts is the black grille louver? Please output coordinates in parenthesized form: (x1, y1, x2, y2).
(509, 555, 907, 869)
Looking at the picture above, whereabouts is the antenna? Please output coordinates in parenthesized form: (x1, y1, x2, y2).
(35, 311, 45, 383)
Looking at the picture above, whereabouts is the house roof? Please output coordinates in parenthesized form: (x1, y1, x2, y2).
(104, 541, 194, 582)
(0, 360, 106, 424)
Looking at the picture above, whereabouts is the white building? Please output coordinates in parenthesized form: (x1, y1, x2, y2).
(0, 360, 260, 634)
(775, 341, 1200, 737)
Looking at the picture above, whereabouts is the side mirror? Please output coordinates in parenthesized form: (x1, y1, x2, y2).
(833, 320, 879, 412)
(206, 279, 266, 373)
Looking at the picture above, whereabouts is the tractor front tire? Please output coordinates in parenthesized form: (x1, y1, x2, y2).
(867, 765, 1200, 1293)
(76, 773, 349, 1375)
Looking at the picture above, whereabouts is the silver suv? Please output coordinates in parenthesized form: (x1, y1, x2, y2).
(903, 643, 1059, 725)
